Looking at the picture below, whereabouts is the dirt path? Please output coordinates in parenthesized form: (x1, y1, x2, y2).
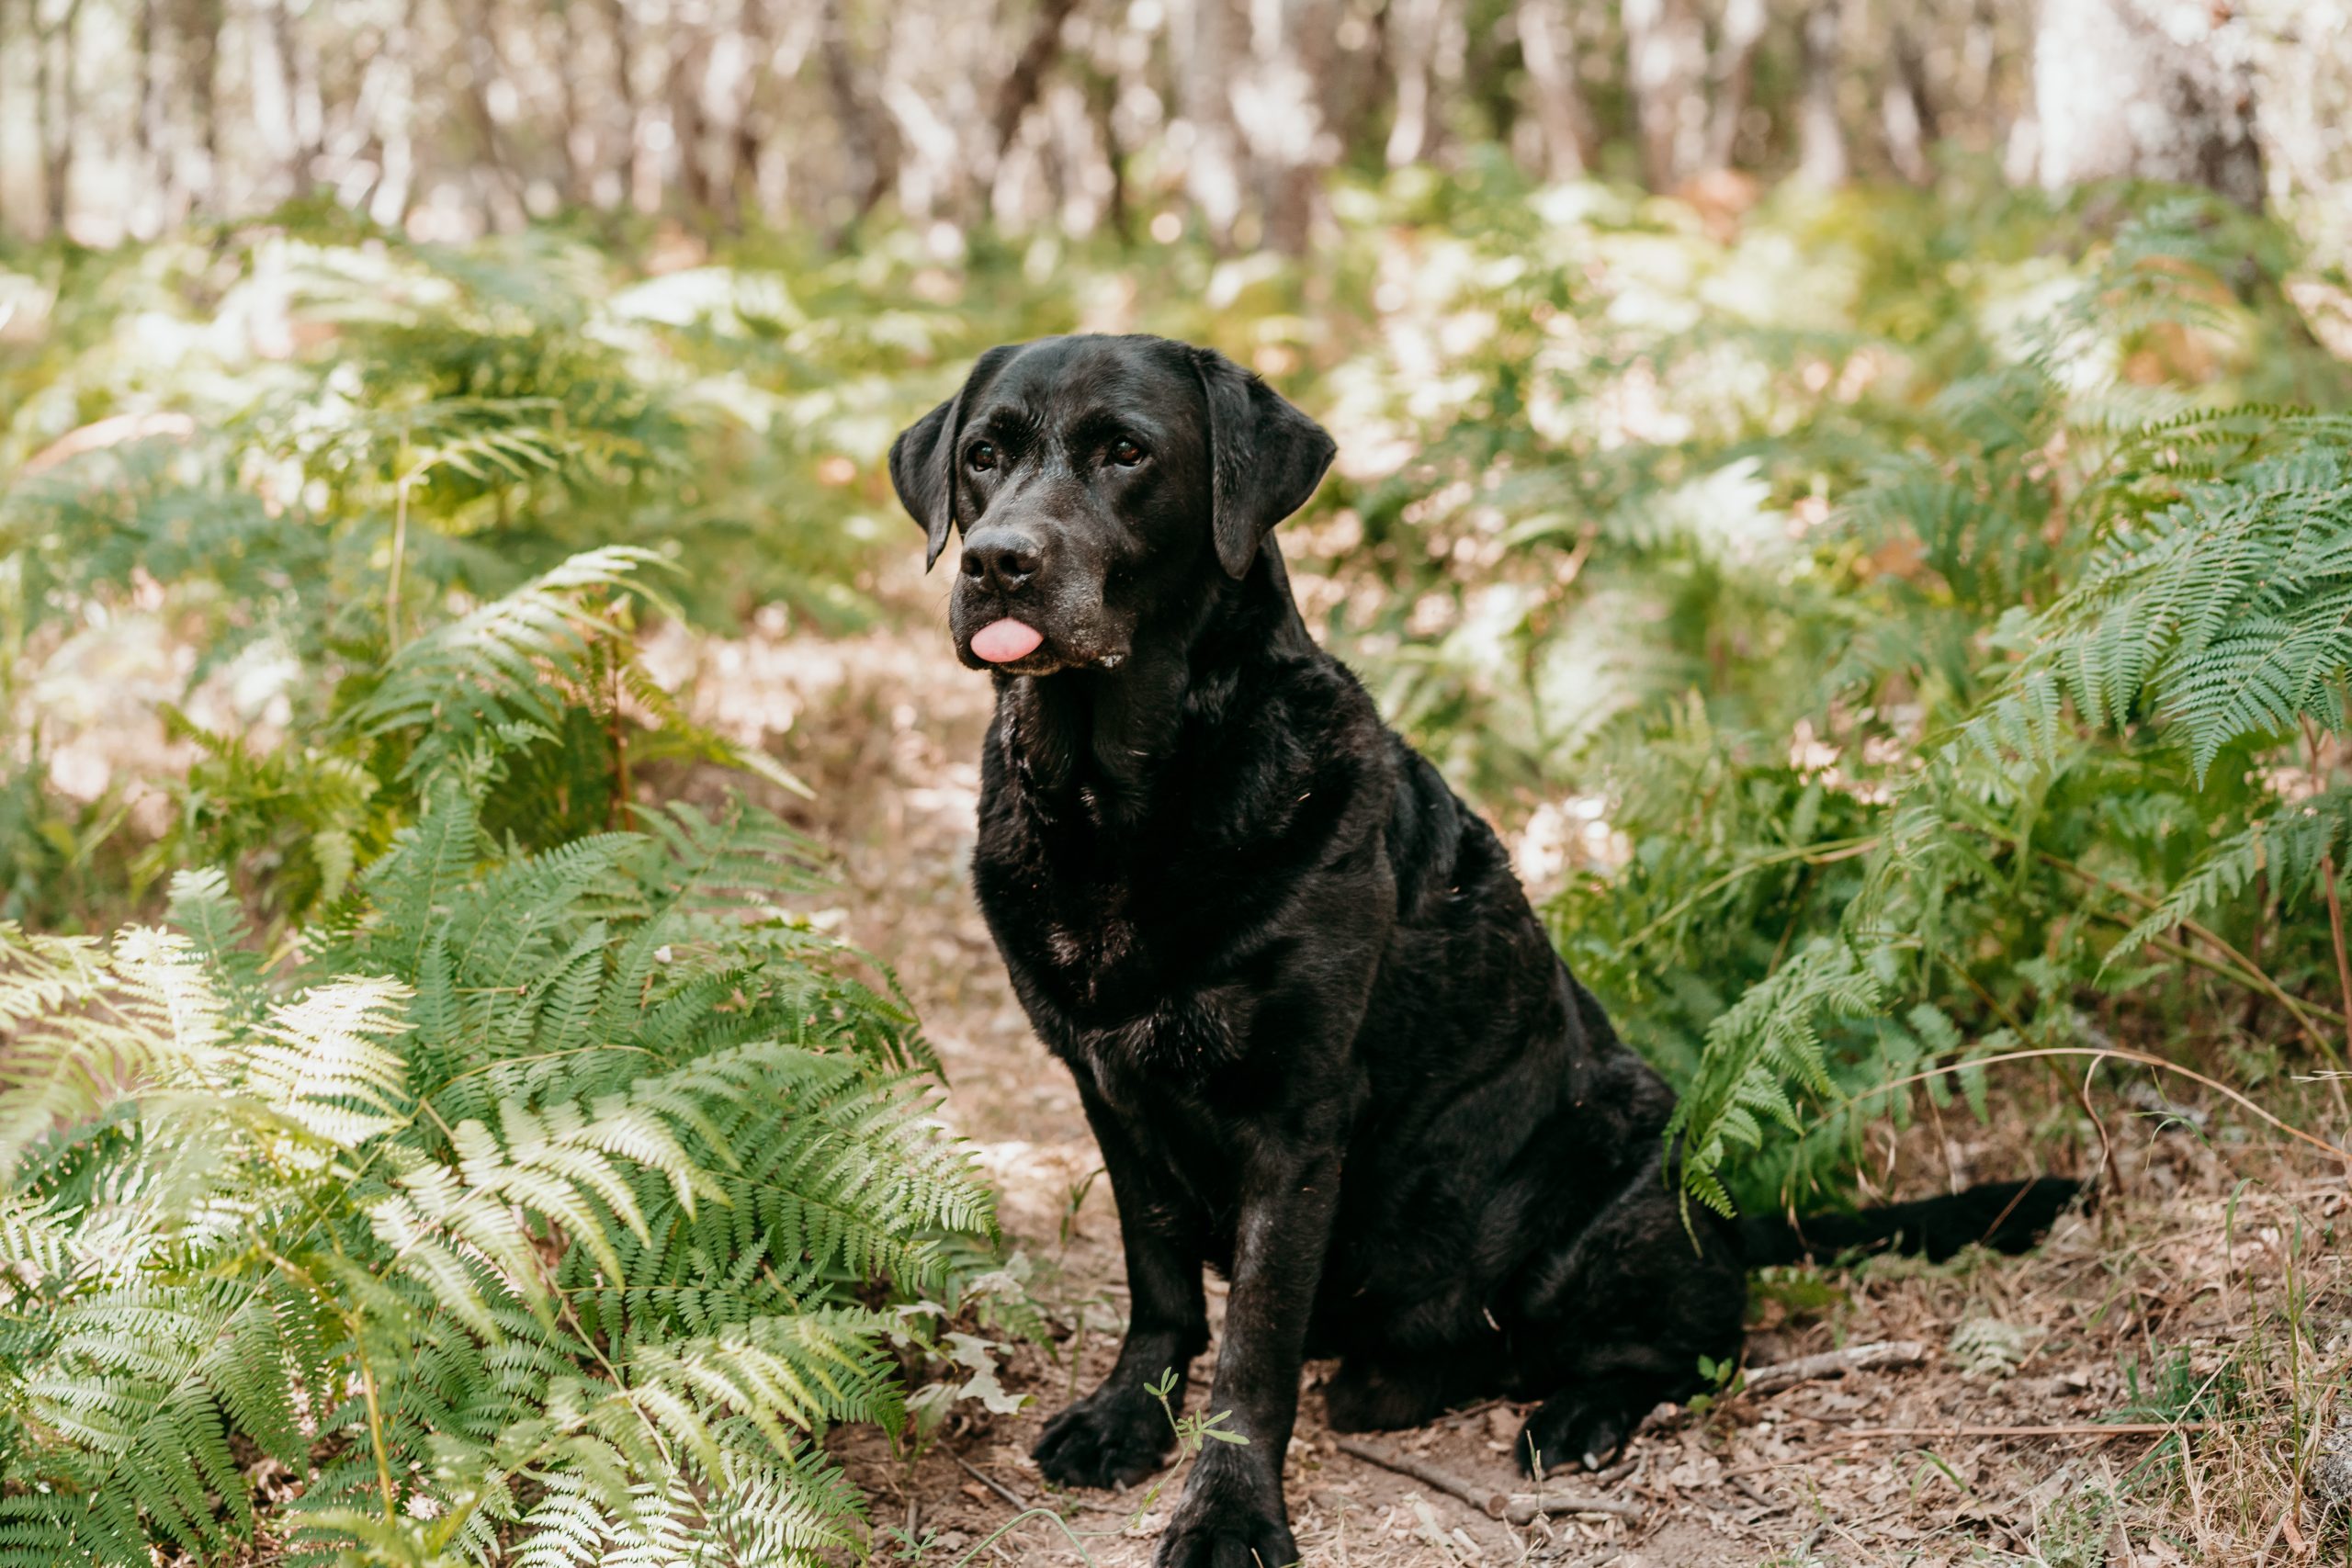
(662, 580, 2347, 1568)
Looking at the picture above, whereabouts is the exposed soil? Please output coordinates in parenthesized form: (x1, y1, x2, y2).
(666, 565, 2352, 1568)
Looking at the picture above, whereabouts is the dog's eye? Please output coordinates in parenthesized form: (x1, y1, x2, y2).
(1109, 437, 1146, 468)
(967, 442, 998, 472)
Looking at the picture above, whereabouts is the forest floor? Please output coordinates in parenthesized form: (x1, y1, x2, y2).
(665, 564, 2352, 1568)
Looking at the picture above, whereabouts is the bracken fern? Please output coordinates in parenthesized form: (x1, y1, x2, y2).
(0, 782, 989, 1566)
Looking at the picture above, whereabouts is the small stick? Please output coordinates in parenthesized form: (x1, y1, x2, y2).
(1500, 1491, 1644, 1527)
(1742, 1339, 1927, 1395)
(955, 1454, 1030, 1511)
(1720, 1422, 2216, 1480)
(1832, 1422, 2214, 1438)
(1331, 1436, 1642, 1522)
(1331, 1437, 1505, 1515)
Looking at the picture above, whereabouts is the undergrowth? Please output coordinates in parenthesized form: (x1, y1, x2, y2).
(7, 164, 2352, 1562)
(0, 775, 999, 1563)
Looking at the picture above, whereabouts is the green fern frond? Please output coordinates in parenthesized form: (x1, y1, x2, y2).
(0, 773, 998, 1567)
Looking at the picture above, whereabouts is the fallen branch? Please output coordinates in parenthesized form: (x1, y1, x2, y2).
(1837, 1422, 2214, 1439)
(1330, 1436, 1642, 1523)
(1722, 1422, 2219, 1480)
(1744, 1338, 1927, 1395)
(953, 1454, 1029, 1511)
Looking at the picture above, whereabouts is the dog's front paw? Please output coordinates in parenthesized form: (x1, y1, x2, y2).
(1150, 1491, 1297, 1568)
(1033, 1385, 1174, 1489)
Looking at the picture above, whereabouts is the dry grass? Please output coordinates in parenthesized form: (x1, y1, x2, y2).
(688, 560, 2352, 1568)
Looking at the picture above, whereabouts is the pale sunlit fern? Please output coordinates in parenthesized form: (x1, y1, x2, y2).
(0, 784, 988, 1567)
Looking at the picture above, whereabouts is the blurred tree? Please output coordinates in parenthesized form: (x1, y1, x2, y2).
(1793, 0, 1846, 186)
(1240, 0, 1337, 252)
(819, 0, 894, 233)
(1623, 0, 1707, 187)
(35, 0, 84, 233)
(1516, 0, 1598, 178)
(2032, 0, 2264, 208)
(0, 0, 2343, 255)
(1882, 14, 1937, 184)
(1701, 0, 1766, 175)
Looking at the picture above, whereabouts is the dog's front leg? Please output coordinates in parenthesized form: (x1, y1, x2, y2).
(1035, 1077, 1211, 1489)
(1153, 1140, 1340, 1568)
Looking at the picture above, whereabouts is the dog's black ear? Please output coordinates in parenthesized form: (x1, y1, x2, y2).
(890, 344, 1019, 570)
(1190, 346, 1338, 578)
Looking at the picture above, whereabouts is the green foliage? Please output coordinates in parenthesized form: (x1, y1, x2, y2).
(1537, 200, 2352, 1216)
(2, 248, 1014, 1557)
(10, 169, 2352, 1248)
(0, 781, 990, 1565)
(0, 226, 1042, 930)
(1962, 414, 2352, 784)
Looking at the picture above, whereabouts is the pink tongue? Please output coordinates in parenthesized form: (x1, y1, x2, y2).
(971, 618, 1045, 663)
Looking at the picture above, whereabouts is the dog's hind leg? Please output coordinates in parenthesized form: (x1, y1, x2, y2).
(1322, 1345, 1495, 1432)
(1501, 1165, 1747, 1476)
(1514, 1372, 1667, 1474)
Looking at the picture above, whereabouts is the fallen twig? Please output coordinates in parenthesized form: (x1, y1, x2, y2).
(954, 1454, 1030, 1511)
(1743, 1339, 1927, 1395)
(1332, 1437, 1508, 1513)
(1719, 1421, 2215, 1480)
(1836, 1422, 2215, 1439)
(1331, 1436, 1643, 1523)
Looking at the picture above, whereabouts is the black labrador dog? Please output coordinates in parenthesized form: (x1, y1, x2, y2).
(889, 333, 2077, 1568)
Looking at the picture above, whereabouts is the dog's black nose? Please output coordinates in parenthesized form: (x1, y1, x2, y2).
(961, 530, 1042, 592)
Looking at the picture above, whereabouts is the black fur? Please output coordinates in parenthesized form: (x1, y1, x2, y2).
(889, 334, 2081, 1568)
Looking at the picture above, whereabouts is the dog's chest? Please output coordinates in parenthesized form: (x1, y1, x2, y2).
(979, 834, 1162, 1007)
(975, 808, 1262, 1080)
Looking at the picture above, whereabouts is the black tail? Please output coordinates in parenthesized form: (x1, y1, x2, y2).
(1736, 1177, 2085, 1268)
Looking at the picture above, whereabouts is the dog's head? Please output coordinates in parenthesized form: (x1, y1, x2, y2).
(888, 334, 1335, 675)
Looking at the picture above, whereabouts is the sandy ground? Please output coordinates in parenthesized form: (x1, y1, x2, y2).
(658, 575, 2352, 1568)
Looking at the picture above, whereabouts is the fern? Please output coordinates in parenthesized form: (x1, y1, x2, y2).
(1663, 941, 1886, 1217)
(0, 780, 993, 1567)
(2109, 789, 2352, 963)
(1962, 420, 2352, 782)
(1544, 204, 2352, 1219)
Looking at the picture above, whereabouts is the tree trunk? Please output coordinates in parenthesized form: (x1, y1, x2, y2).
(665, 19, 713, 214)
(1383, 0, 1443, 167)
(553, 0, 597, 206)
(818, 0, 894, 237)
(250, 0, 300, 203)
(723, 0, 772, 225)
(1621, 0, 1706, 190)
(185, 0, 222, 209)
(1085, 62, 1130, 243)
(1881, 21, 1937, 184)
(1238, 0, 1333, 252)
(0, 0, 20, 241)
(36, 0, 85, 235)
(1514, 0, 1594, 179)
(282, 0, 323, 195)
(458, 0, 527, 227)
(599, 0, 661, 213)
(363, 7, 416, 226)
(132, 0, 164, 224)
(1794, 0, 1846, 187)
(993, 0, 1082, 168)
(1701, 0, 1766, 174)
(2032, 0, 2263, 209)
(1179, 0, 1242, 242)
